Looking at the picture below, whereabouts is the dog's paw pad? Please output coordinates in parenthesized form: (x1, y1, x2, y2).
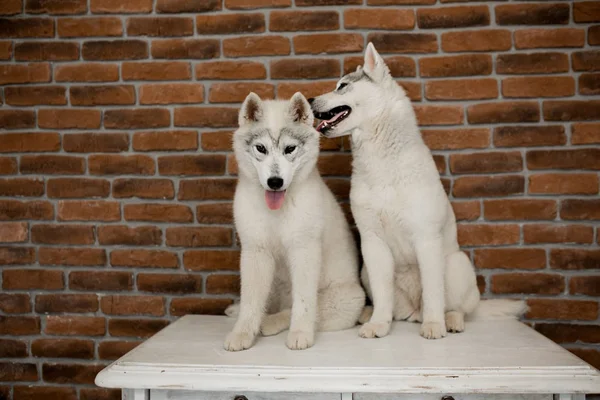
(420, 321, 447, 339)
(286, 330, 314, 350)
(445, 312, 464, 333)
(358, 321, 391, 338)
(224, 331, 254, 351)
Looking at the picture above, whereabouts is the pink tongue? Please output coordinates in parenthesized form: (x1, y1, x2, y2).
(265, 191, 286, 210)
(316, 111, 346, 132)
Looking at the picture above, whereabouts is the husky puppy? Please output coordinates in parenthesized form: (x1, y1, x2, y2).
(223, 92, 365, 351)
(310, 43, 526, 340)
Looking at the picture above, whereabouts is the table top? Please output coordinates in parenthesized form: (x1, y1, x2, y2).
(96, 315, 600, 394)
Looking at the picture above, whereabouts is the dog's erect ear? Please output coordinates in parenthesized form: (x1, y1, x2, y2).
(239, 92, 263, 127)
(363, 42, 387, 81)
(288, 92, 314, 126)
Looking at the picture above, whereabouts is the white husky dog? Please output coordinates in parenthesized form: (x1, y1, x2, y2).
(310, 43, 526, 340)
(223, 92, 365, 351)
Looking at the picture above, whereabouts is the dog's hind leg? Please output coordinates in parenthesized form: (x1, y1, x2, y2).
(444, 251, 479, 333)
(261, 309, 291, 336)
(317, 282, 365, 332)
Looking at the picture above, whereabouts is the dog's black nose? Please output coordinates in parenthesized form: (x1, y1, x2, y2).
(267, 177, 284, 190)
(307, 98, 314, 105)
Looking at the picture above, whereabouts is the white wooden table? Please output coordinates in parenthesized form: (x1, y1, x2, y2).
(95, 315, 600, 400)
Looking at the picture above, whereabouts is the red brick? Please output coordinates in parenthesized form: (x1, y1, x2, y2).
(45, 316, 105, 336)
(124, 204, 193, 223)
(271, 58, 340, 79)
(38, 109, 101, 129)
(468, 101, 539, 124)
(589, 25, 600, 45)
(57, 16, 122, 37)
(170, 298, 233, 316)
(0, 0, 21, 15)
(158, 155, 226, 176)
(91, 0, 151, 13)
(20, 155, 85, 175)
(63, 133, 129, 153)
(3, 269, 63, 290)
(345, 9, 413, 30)
(14, 42, 78, 61)
(224, 36, 290, 57)
(31, 224, 94, 245)
(502, 76, 575, 98)
(278, 82, 337, 101)
(457, 224, 520, 247)
(225, 0, 289, 9)
(89, 155, 155, 175)
(574, 1, 600, 23)
(425, 78, 497, 101)
(418, 5, 488, 29)
(524, 224, 594, 245)
(197, 203, 234, 224)
(47, 178, 109, 198)
(492, 273, 564, 295)
(272, 10, 338, 31)
(0, 316, 39, 335)
(206, 274, 240, 295)
(570, 349, 600, 370)
(39, 247, 106, 266)
(196, 13, 264, 35)
(35, 294, 98, 313)
(200, 131, 233, 152)
(166, 227, 232, 248)
(345, 56, 416, 77)
(580, 73, 600, 95)
(0, 200, 52, 220)
(133, 131, 198, 151)
(453, 175, 524, 198)
(152, 38, 219, 59)
(140, 83, 203, 105)
(55, 63, 119, 82)
(98, 341, 141, 361)
(536, 324, 600, 344)
(529, 173, 599, 195)
(0, 339, 27, 358)
(0, 18, 54, 38)
(137, 273, 202, 294)
(0, 157, 17, 175)
(210, 83, 274, 103)
(196, 60, 266, 80)
(127, 16, 193, 36)
(0, 222, 27, 243)
(0, 41, 10, 60)
(474, 248, 546, 270)
(110, 249, 178, 268)
(527, 149, 600, 170)
(32, 339, 94, 359)
(0, 363, 38, 382)
(157, 0, 221, 12)
(0, 294, 31, 314)
(179, 179, 237, 201)
(112, 179, 173, 200)
(545, 100, 600, 121)
(515, 28, 585, 49)
(98, 225, 161, 246)
(399, 81, 422, 101)
(122, 61, 190, 81)
(13, 386, 77, 400)
(496, 52, 569, 74)
(570, 276, 600, 296)
(318, 154, 352, 176)
(572, 123, 600, 145)
(82, 40, 148, 60)
(414, 105, 463, 126)
(174, 107, 238, 128)
(108, 319, 169, 337)
(184, 250, 240, 271)
(494, 125, 566, 147)
(442, 29, 511, 52)
(57, 200, 120, 222)
(42, 363, 104, 385)
(101, 295, 164, 316)
(5, 86, 65, 105)
(0, 132, 59, 152)
(526, 299, 598, 321)
(483, 199, 556, 221)
(0, 110, 35, 130)
(496, 3, 569, 25)
(450, 152, 521, 174)
(70, 85, 135, 106)
(419, 54, 492, 77)
(0, 63, 50, 84)
(451, 201, 480, 222)
(26, 0, 86, 14)
(550, 249, 600, 270)
(367, 32, 437, 53)
(561, 199, 600, 221)
(228, 156, 238, 175)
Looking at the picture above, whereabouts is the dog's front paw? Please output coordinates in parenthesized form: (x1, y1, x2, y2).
(358, 321, 391, 338)
(224, 331, 255, 351)
(420, 321, 447, 339)
(286, 330, 314, 350)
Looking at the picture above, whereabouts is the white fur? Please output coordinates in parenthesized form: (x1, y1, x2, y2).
(224, 92, 365, 351)
(311, 43, 526, 340)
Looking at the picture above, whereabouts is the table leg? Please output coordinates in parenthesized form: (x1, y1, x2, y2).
(122, 389, 149, 400)
(557, 394, 586, 400)
(341, 393, 353, 400)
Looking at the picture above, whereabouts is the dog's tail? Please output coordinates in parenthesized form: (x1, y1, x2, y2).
(224, 302, 240, 318)
(467, 299, 527, 321)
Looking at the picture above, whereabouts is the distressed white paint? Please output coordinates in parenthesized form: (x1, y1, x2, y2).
(151, 391, 338, 400)
(97, 316, 600, 396)
(121, 388, 148, 400)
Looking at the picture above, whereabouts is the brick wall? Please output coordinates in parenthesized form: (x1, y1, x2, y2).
(0, 0, 599, 398)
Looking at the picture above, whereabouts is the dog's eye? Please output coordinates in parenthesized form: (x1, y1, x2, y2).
(255, 144, 267, 154)
(337, 82, 348, 91)
(284, 145, 296, 154)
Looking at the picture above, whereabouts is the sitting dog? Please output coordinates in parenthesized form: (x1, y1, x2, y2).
(310, 43, 526, 340)
(223, 92, 365, 351)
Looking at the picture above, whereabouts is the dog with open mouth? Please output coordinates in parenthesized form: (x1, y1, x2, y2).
(310, 43, 526, 340)
(223, 92, 365, 351)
